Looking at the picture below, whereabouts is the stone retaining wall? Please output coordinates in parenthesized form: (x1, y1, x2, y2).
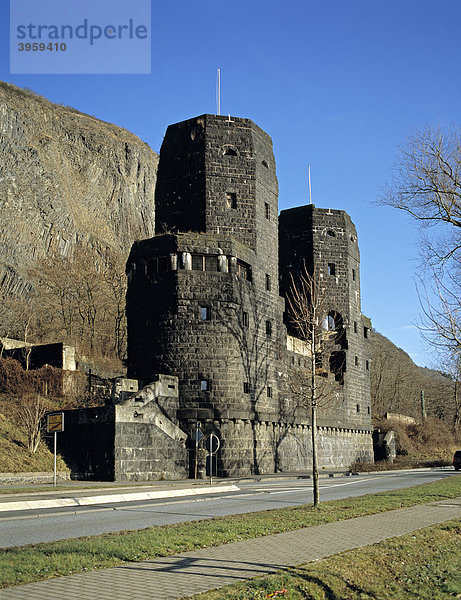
(0, 471, 71, 485)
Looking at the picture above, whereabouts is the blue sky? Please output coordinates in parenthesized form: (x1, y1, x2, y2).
(2, 0, 460, 367)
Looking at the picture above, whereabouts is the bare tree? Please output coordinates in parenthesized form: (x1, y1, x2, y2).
(27, 246, 127, 361)
(380, 125, 461, 237)
(287, 264, 344, 506)
(15, 394, 48, 452)
(380, 125, 461, 379)
(418, 266, 461, 356)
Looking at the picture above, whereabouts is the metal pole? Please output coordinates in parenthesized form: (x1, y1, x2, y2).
(53, 431, 57, 487)
(217, 68, 221, 115)
(194, 438, 198, 480)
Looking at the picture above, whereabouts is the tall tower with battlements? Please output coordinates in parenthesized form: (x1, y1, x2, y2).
(126, 115, 373, 477)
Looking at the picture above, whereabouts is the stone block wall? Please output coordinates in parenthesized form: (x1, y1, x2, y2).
(54, 377, 188, 481)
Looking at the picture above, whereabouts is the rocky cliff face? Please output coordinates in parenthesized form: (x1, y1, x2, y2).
(0, 82, 158, 298)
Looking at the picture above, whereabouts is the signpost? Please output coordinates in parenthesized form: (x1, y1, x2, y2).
(193, 423, 203, 479)
(46, 412, 64, 487)
(205, 433, 220, 484)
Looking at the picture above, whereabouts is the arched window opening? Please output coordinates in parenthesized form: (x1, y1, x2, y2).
(222, 146, 238, 157)
(322, 315, 336, 331)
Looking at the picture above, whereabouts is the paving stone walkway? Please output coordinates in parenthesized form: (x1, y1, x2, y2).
(1, 498, 460, 600)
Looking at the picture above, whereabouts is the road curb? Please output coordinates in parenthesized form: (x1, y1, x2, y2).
(0, 484, 240, 513)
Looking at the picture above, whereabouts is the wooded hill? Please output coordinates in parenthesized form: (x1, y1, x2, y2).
(370, 330, 458, 430)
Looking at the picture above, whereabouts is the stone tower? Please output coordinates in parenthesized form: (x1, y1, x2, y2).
(126, 115, 374, 477)
(279, 205, 372, 431)
(126, 115, 285, 475)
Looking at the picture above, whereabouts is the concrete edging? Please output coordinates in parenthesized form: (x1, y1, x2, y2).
(0, 484, 240, 513)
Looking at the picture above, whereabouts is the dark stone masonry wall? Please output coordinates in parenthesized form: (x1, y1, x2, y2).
(126, 114, 374, 478)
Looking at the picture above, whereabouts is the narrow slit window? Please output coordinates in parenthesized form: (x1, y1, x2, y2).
(352, 268, 356, 281)
(200, 380, 209, 392)
(266, 320, 272, 337)
(355, 356, 359, 367)
(226, 192, 237, 209)
(267, 386, 272, 398)
(242, 311, 249, 327)
(266, 273, 271, 291)
(356, 404, 360, 413)
(200, 306, 210, 321)
(243, 382, 250, 394)
(265, 202, 270, 219)
(328, 263, 336, 276)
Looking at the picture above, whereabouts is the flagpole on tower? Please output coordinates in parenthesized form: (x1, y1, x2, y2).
(308, 165, 312, 205)
(216, 69, 221, 116)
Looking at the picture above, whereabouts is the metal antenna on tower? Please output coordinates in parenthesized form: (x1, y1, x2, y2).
(308, 165, 312, 205)
(216, 68, 221, 115)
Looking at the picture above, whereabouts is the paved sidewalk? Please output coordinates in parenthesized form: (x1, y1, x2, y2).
(1, 497, 460, 600)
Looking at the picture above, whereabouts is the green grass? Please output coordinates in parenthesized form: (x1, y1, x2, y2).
(186, 519, 461, 599)
(0, 475, 460, 588)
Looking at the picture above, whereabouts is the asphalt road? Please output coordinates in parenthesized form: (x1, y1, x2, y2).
(0, 469, 458, 548)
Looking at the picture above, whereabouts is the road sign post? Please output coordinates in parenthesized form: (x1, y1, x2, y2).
(193, 423, 203, 479)
(205, 433, 220, 485)
(46, 412, 64, 487)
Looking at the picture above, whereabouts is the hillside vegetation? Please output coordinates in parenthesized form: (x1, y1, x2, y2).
(369, 331, 459, 467)
(0, 358, 79, 473)
(0, 81, 158, 360)
(370, 331, 458, 427)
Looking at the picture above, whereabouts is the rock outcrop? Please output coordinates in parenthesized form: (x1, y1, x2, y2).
(0, 81, 158, 298)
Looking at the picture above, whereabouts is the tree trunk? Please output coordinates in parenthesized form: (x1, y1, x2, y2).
(311, 321, 319, 506)
(311, 401, 319, 506)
